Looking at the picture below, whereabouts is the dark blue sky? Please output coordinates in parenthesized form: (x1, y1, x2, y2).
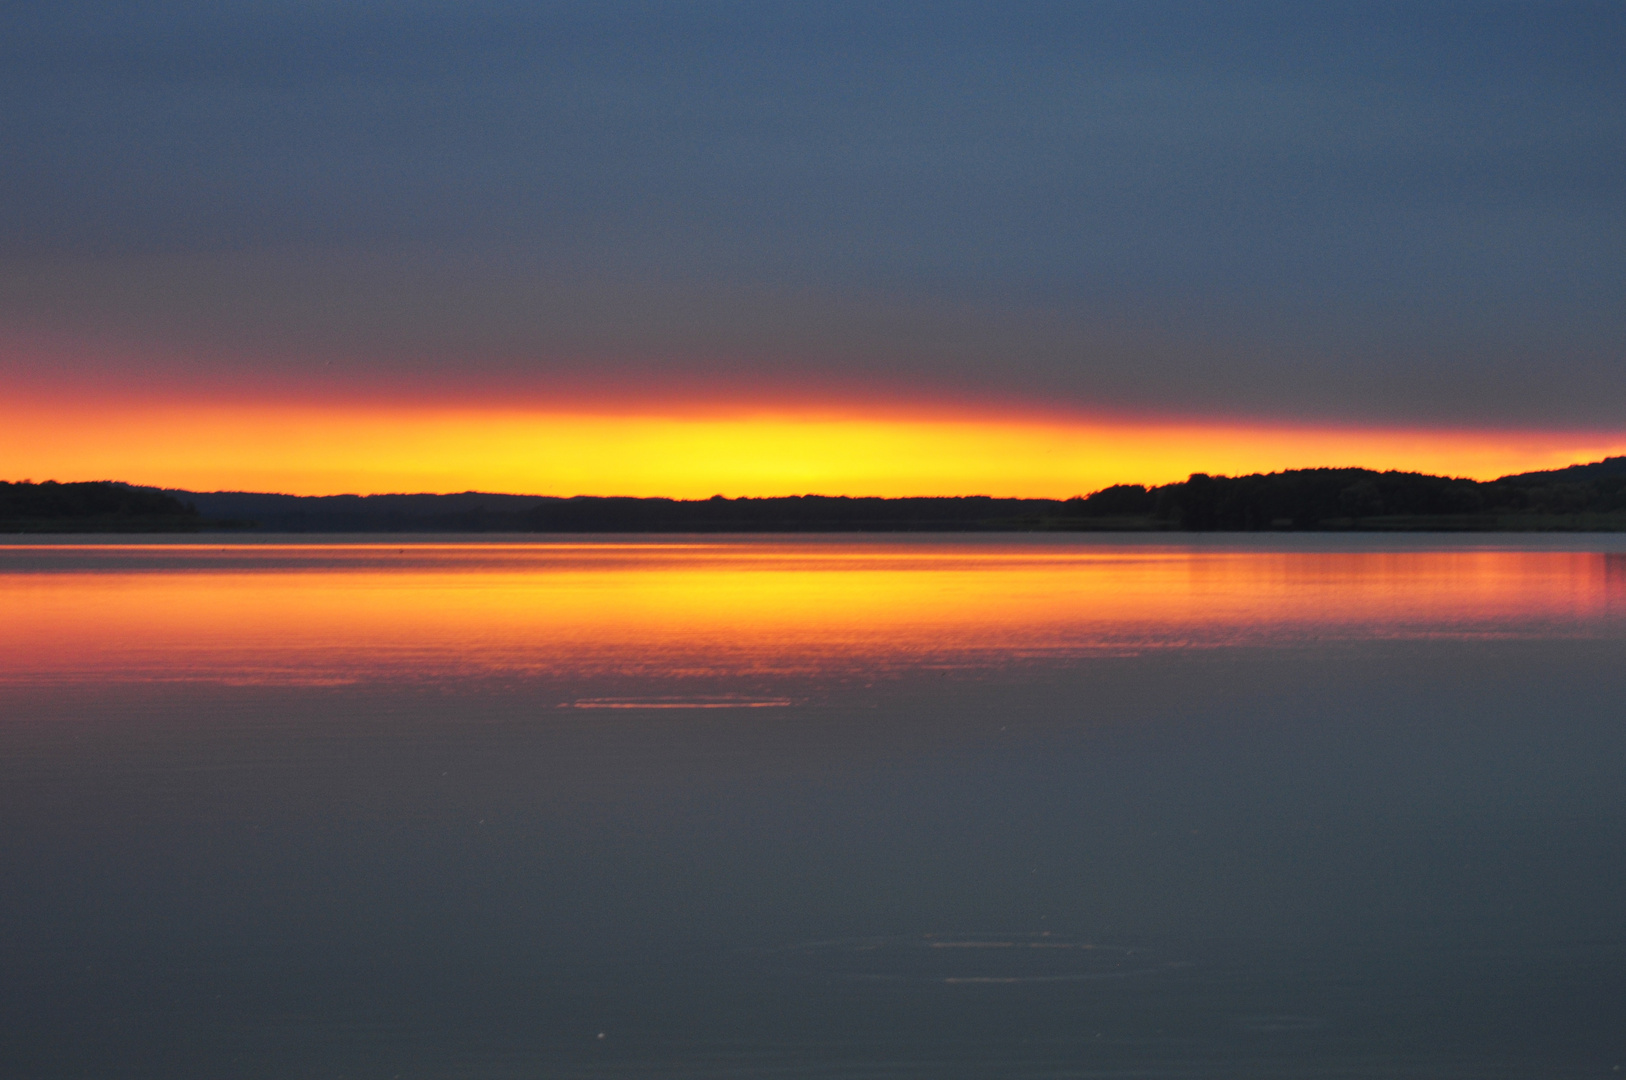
(2, 1, 1622, 426)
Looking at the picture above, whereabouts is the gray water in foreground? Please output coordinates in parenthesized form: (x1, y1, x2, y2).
(2, 535, 1624, 1077)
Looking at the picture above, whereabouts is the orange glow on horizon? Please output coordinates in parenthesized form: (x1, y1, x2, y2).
(3, 399, 1623, 497)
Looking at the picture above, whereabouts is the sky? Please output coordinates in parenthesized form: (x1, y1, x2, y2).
(2, 1, 1623, 496)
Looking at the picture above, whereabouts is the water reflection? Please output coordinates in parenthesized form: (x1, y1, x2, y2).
(2, 537, 1622, 687)
(2, 536, 1624, 1078)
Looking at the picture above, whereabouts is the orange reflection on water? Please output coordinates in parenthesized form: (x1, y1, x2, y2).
(1, 540, 1622, 687)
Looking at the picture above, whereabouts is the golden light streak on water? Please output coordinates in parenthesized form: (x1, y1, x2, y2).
(2, 541, 1620, 686)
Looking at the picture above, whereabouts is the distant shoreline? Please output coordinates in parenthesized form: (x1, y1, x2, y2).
(4, 459, 1625, 533)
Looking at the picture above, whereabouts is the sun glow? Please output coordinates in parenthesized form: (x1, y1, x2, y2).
(3, 398, 1623, 497)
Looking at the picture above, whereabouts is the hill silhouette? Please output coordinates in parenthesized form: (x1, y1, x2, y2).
(3, 458, 1624, 532)
(1071, 458, 1626, 530)
(0, 480, 211, 532)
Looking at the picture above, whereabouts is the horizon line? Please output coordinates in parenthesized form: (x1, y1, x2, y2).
(6, 454, 1620, 503)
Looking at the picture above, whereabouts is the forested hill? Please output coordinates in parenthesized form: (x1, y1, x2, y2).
(163, 455, 1626, 530)
(3, 457, 1625, 531)
(0, 480, 209, 532)
(1073, 458, 1626, 530)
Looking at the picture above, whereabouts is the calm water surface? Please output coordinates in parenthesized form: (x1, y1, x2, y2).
(2, 534, 1624, 1078)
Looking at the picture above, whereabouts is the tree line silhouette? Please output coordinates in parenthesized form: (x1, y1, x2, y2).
(0, 480, 206, 531)
(1077, 461, 1626, 529)
(4, 458, 1625, 532)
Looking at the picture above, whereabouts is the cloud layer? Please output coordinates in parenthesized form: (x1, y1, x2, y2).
(2, 1, 1622, 427)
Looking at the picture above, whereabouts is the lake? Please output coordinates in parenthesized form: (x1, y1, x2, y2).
(2, 534, 1624, 1077)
